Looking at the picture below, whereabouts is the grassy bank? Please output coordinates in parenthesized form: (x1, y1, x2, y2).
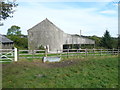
(2, 55, 118, 88)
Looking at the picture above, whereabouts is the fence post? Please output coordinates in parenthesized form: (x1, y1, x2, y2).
(107, 49, 108, 55)
(67, 49, 69, 58)
(45, 48, 47, 57)
(93, 48, 95, 56)
(100, 49, 102, 56)
(112, 48, 114, 55)
(78, 48, 80, 58)
(14, 47, 18, 62)
(60, 50, 62, 57)
(32, 50, 34, 59)
(118, 49, 119, 55)
(77, 49, 78, 53)
(57, 50, 58, 57)
(85, 48, 87, 56)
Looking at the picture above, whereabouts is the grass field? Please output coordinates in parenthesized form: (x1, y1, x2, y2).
(2, 55, 119, 88)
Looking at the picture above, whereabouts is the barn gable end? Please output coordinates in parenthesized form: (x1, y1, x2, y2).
(28, 18, 95, 52)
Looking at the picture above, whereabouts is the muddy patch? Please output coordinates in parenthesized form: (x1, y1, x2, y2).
(47, 59, 79, 68)
(2, 59, 81, 69)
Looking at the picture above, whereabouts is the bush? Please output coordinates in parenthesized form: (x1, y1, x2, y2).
(39, 45, 45, 50)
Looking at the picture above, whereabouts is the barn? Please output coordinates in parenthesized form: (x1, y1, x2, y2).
(28, 18, 95, 53)
(0, 34, 14, 49)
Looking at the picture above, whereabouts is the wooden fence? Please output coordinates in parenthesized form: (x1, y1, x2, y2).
(18, 48, 120, 59)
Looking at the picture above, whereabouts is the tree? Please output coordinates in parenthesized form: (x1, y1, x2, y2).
(118, 34, 120, 49)
(0, 0, 18, 26)
(6, 25, 28, 49)
(100, 30, 113, 49)
(112, 37, 118, 49)
(88, 35, 101, 47)
(7, 25, 21, 35)
(7, 35, 28, 49)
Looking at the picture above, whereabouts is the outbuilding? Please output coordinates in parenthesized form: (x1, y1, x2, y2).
(0, 34, 14, 49)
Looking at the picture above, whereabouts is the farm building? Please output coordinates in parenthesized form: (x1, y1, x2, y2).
(28, 18, 95, 53)
(0, 34, 14, 49)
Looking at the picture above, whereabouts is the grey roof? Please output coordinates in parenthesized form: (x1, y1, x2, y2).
(0, 34, 13, 43)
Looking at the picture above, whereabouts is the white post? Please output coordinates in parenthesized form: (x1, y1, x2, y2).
(47, 45, 49, 53)
(14, 47, 18, 62)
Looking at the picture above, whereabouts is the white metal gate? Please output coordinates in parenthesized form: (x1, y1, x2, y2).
(0, 47, 18, 62)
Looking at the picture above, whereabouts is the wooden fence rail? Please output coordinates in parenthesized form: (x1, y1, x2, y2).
(18, 48, 120, 59)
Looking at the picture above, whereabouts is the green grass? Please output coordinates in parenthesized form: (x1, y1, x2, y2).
(2, 55, 118, 88)
(19, 51, 45, 54)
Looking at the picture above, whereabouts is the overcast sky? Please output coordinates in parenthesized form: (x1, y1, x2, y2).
(0, 0, 118, 37)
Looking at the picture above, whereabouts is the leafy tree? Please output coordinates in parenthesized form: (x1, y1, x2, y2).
(6, 25, 28, 49)
(100, 30, 113, 49)
(118, 34, 120, 49)
(7, 25, 21, 35)
(88, 35, 101, 46)
(7, 35, 28, 49)
(0, 0, 18, 26)
(112, 37, 118, 49)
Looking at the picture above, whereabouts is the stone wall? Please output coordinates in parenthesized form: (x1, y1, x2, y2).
(28, 19, 95, 52)
(1, 43, 14, 49)
(28, 19, 64, 51)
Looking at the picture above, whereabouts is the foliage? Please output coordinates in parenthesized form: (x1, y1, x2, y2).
(118, 35, 120, 49)
(39, 45, 45, 50)
(7, 25, 21, 35)
(88, 35, 101, 46)
(6, 27, 27, 49)
(83, 34, 118, 49)
(100, 30, 113, 49)
(7, 35, 28, 49)
(112, 37, 118, 49)
(0, 0, 18, 25)
(6, 25, 28, 49)
(2, 56, 118, 88)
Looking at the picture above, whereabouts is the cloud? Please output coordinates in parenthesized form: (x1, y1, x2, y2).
(100, 10, 117, 14)
(0, 2, 118, 37)
(17, 0, 118, 3)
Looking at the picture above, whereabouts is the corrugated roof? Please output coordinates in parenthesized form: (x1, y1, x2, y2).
(0, 34, 13, 43)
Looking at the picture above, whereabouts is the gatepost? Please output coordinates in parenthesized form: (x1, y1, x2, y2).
(14, 47, 18, 62)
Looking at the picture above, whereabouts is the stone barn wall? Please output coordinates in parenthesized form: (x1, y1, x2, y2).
(28, 18, 95, 52)
(28, 19, 64, 51)
(1, 43, 14, 49)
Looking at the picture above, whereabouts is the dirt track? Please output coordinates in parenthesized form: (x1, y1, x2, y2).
(2, 59, 80, 68)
